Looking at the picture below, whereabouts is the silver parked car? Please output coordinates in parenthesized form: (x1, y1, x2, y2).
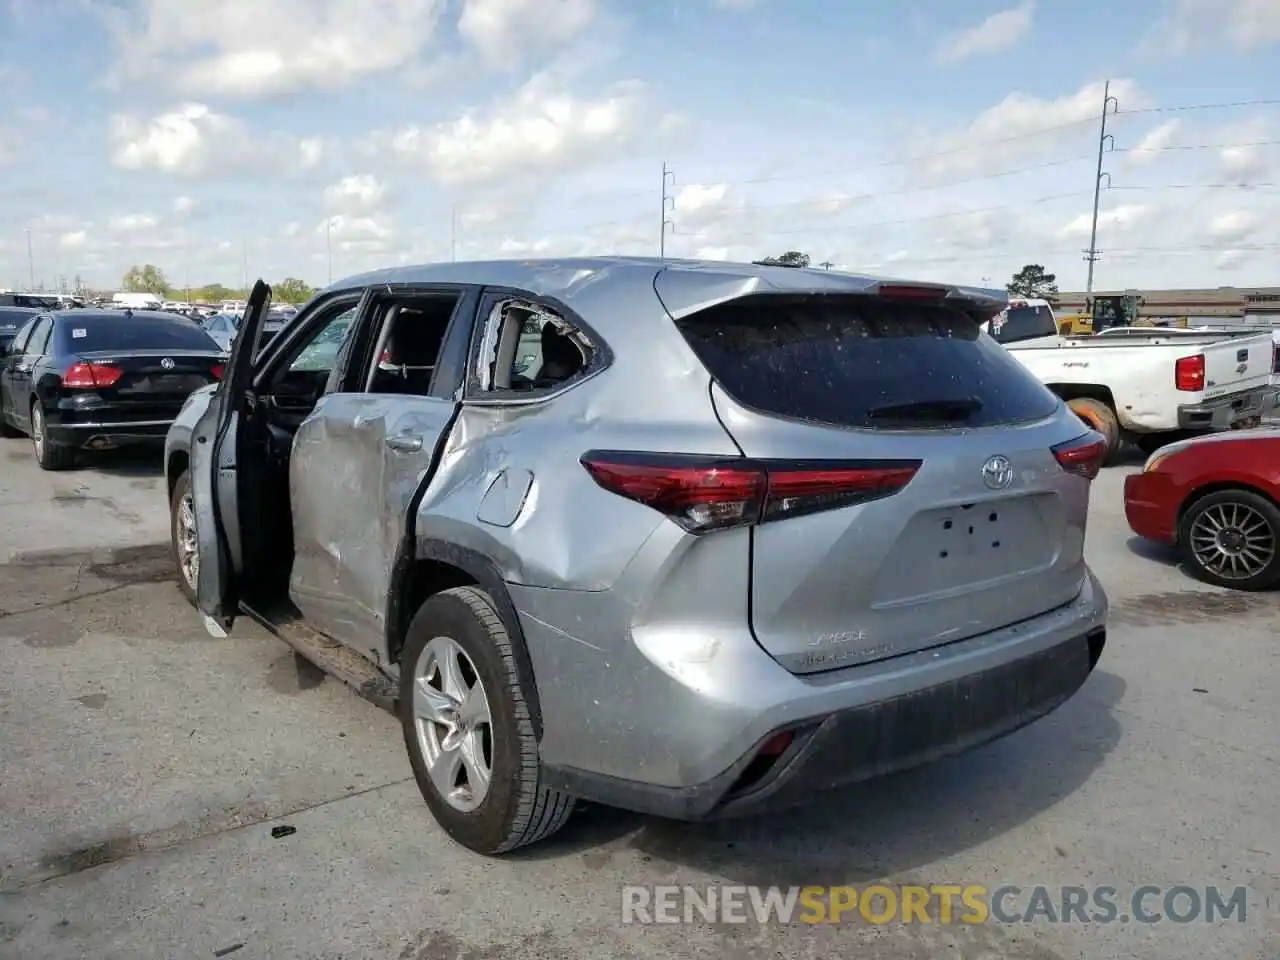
(165, 258, 1109, 855)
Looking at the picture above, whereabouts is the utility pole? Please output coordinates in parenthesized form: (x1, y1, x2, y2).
(660, 163, 674, 258)
(1084, 80, 1119, 296)
(451, 205, 457, 262)
(25, 229, 34, 291)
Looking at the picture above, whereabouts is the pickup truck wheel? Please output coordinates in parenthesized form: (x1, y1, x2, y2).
(1067, 398, 1121, 458)
(1178, 489, 1280, 591)
(169, 469, 199, 607)
(399, 586, 574, 855)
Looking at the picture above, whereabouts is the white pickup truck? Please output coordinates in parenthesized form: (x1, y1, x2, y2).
(987, 301, 1278, 455)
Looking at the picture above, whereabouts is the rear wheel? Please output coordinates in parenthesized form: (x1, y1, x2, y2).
(1066, 397, 1121, 459)
(399, 586, 574, 855)
(1178, 488, 1280, 591)
(170, 469, 199, 606)
(30, 402, 76, 471)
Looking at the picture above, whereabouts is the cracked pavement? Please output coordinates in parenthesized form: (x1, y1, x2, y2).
(0, 440, 1277, 959)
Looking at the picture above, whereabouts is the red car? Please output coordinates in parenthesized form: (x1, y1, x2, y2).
(1124, 429, 1280, 590)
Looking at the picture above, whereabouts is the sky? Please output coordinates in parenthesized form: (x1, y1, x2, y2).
(0, 0, 1278, 294)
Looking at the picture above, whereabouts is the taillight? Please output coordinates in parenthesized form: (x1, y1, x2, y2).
(1272, 345, 1279, 374)
(210, 364, 224, 380)
(1175, 354, 1205, 391)
(579, 451, 921, 533)
(63, 362, 122, 388)
(1052, 431, 1108, 480)
(380, 347, 391, 365)
(876, 284, 948, 301)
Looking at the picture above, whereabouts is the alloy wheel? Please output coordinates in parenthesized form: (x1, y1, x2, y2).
(411, 635, 493, 813)
(176, 491, 199, 591)
(1189, 501, 1277, 581)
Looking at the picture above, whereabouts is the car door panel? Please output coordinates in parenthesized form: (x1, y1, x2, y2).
(192, 280, 273, 635)
(290, 394, 459, 664)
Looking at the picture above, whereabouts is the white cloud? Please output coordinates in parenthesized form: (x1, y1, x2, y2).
(1144, 0, 1280, 53)
(59, 231, 88, 250)
(110, 214, 159, 232)
(1207, 210, 1258, 242)
(458, 0, 597, 65)
(322, 175, 388, 216)
(377, 73, 659, 188)
(172, 196, 195, 214)
(1123, 119, 1181, 166)
(936, 4, 1034, 65)
(107, 103, 322, 179)
(1058, 203, 1154, 239)
(911, 79, 1147, 180)
(102, 0, 448, 99)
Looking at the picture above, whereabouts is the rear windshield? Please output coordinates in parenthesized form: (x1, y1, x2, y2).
(54, 317, 220, 353)
(676, 295, 1059, 429)
(990, 305, 1057, 343)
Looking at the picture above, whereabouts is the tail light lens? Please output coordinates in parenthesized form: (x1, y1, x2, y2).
(210, 363, 225, 380)
(63, 362, 122, 388)
(380, 347, 392, 364)
(1175, 354, 1205, 391)
(875, 284, 948, 301)
(1052, 431, 1108, 480)
(579, 451, 921, 533)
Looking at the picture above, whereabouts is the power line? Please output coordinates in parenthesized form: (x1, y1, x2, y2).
(1118, 98, 1280, 116)
(1116, 139, 1280, 154)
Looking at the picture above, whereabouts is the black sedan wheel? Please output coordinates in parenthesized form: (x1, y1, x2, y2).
(30, 402, 76, 471)
(1178, 488, 1280, 591)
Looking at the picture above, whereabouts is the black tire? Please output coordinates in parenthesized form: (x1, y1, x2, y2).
(1067, 397, 1121, 460)
(169, 469, 198, 607)
(30, 401, 76, 471)
(1177, 488, 1280, 591)
(399, 586, 573, 855)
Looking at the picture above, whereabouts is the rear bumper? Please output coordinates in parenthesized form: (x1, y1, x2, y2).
(46, 417, 173, 449)
(1123, 471, 1178, 544)
(534, 570, 1108, 821)
(1177, 386, 1278, 432)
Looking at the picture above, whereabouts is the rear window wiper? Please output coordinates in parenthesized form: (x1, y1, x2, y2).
(866, 396, 983, 422)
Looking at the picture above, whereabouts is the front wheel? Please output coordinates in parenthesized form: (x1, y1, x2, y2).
(170, 469, 199, 606)
(1178, 488, 1280, 591)
(399, 586, 574, 855)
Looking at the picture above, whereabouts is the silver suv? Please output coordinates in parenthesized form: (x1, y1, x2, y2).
(166, 258, 1109, 855)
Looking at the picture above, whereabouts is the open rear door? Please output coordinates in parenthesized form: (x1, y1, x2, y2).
(191, 280, 272, 637)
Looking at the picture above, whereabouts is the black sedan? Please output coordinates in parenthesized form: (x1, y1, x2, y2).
(0, 310, 226, 470)
(0, 306, 40, 355)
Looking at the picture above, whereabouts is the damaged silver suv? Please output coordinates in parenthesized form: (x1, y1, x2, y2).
(166, 258, 1109, 855)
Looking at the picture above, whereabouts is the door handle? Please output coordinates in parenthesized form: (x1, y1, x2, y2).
(386, 433, 423, 452)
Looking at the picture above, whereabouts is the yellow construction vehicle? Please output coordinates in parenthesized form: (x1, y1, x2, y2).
(1055, 292, 1145, 336)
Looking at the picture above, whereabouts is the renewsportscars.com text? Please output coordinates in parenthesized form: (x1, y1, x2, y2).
(621, 884, 1248, 925)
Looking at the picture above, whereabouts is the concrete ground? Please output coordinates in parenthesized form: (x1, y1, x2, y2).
(0, 438, 1276, 960)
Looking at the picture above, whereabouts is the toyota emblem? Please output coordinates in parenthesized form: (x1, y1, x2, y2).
(160, 357, 175, 369)
(982, 455, 1013, 490)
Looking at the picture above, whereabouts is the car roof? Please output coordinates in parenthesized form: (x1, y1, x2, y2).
(46, 309, 189, 323)
(322, 257, 1007, 322)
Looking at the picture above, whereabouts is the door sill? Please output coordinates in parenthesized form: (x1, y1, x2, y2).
(242, 600, 399, 714)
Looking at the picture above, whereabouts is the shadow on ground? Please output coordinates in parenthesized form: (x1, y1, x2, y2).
(78, 448, 165, 478)
(518, 670, 1126, 887)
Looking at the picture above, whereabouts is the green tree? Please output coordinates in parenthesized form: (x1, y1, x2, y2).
(1007, 264, 1059, 299)
(121, 264, 171, 295)
(754, 250, 811, 268)
(274, 277, 316, 304)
